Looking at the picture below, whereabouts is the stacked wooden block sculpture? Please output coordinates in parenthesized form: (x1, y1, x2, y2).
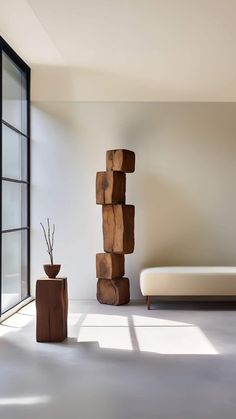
(96, 149, 135, 305)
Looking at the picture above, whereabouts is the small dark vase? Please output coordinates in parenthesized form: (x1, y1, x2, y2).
(44, 264, 61, 278)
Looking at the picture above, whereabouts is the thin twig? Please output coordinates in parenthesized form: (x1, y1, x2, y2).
(47, 218, 52, 252)
(47, 218, 54, 264)
(40, 219, 54, 264)
(40, 222, 50, 253)
(52, 224, 55, 249)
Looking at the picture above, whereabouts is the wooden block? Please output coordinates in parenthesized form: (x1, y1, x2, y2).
(96, 253, 124, 278)
(97, 278, 130, 305)
(106, 149, 135, 173)
(96, 171, 126, 204)
(36, 278, 68, 342)
(103, 204, 135, 254)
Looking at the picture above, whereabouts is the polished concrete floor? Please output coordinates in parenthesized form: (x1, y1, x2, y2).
(1, 300, 236, 419)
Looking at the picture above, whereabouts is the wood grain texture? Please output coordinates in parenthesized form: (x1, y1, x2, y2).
(96, 253, 125, 278)
(106, 149, 135, 173)
(97, 278, 130, 305)
(96, 171, 126, 204)
(102, 204, 135, 254)
(36, 278, 68, 342)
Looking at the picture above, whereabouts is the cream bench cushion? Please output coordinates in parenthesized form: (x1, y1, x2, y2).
(140, 266, 236, 297)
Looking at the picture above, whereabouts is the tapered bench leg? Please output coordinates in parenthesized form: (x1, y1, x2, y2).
(146, 296, 151, 310)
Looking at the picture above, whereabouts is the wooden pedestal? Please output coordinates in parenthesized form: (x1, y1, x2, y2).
(36, 277, 68, 342)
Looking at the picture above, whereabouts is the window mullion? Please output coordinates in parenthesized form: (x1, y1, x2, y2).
(0, 36, 30, 315)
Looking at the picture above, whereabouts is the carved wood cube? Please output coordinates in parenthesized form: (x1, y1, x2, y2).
(106, 149, 135, 173)
(102, 204, 135, 254)
(96, 171, 126, 204)
(97, 278, 130, 305)
(96, 253, 125, 279)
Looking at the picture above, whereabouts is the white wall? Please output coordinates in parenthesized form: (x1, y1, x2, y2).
(31, 102, 236, 299)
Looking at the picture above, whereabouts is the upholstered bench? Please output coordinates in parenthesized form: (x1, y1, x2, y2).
(140, 266, 236, 309)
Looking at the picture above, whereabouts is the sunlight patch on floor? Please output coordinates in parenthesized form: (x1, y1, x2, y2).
(82, 314, 128, 327)
(76, 313, 218, 354)
(0, 396, 50, 406)
(2, 313, 33, 328)
(135, 325, 218, 354)
(78, 326, 133, 350)
(18, 303, 36, 316)
(132, 315, 193, 327)
(0, 303, 219, 355)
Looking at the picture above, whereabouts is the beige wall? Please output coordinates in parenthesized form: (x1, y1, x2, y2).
(31, 102, 236, 299)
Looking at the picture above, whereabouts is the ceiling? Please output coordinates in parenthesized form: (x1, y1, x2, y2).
(0, 0, 236, 101)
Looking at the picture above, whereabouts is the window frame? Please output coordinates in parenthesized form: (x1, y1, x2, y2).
(0, 36, 30, 315)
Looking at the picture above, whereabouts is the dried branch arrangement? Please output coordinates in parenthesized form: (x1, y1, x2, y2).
(40, 218, 55, 265)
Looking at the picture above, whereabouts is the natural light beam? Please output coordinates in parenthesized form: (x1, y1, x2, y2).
(77, 314, 132, 350)
(2, 313, 33, 328)
(132, 315, 193, 327)
(76, 314, 218, 354)
(18, 303, 36, 316)
(82, 314, 128, 327)
(78, 325, 132, 351)
(0, 396, 50, 405)
(134, 323, 218, 355)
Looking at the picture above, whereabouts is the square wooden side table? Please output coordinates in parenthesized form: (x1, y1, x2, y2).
(36, 277, 68, 342)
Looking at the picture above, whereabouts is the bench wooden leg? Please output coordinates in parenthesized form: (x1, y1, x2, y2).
(146, 296, 151, 310)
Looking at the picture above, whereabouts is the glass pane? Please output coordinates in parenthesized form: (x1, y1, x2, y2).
(2, 180, 27, 230)
(1, 230, 28, 312)
(2, 52, 27, 134)
(2, 124, 27, 181)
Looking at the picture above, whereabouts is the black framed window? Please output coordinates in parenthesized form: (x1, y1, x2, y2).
(0, 37, 30, 314)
